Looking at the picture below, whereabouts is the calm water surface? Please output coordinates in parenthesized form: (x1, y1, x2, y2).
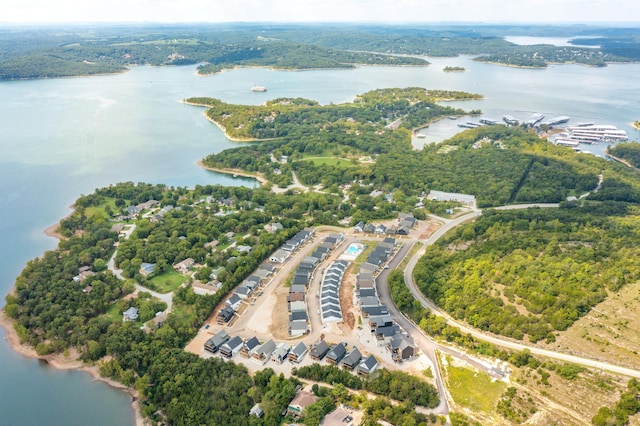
(1, 59, 639, 424)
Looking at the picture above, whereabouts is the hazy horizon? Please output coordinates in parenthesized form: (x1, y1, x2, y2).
(2, 0, 639, 25)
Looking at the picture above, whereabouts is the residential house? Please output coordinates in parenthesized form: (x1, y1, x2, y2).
(220, 336, 244, 358)
(216, 306, 235, 324)
(204, 330, 229, 354)
(375, 324, 401, 343)
(292, 275, 309, 286)
(240, 337, 261, 358)
(326, 343, 347, 365)
(287, 391, 319, 418)
(368, 314, 393, 331)
(358, 288, 376, 298)
(253, 339, 276, 364)
(204, 240, 219, 251)
(237, 245, 252, 254)
(289, 322, 308, 337)
(289, 300, 307, 313)
(309, 341, 330, 361)
(287, 292, 305, 302)
(362, 305, 388, 318)
(226, 294, 243, 311)
(271, 343, 290, 364)
(360, 296, 380, 308)
(389, 334, 417, 362)
(288, 342, 307, 363)
(375, 224, 387, 234)
(341, 347, 362, 370)
(289, 310, 308, 322)
(270, 249, 290, 264)
(249, 404, 264, 418)
(139, 262, 156, 277)
(173, 258, 195, 274)
(234, 285, 253, 299)
(357, 355, 378, 376)
(123, 307, 139, 322)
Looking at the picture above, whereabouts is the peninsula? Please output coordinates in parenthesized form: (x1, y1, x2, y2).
(4, 80, 640, 426)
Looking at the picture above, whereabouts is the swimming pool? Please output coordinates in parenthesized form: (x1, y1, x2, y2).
(343, 242, 364, 259)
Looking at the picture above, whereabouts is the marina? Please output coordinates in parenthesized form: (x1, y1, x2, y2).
(554, 124, 628, 144)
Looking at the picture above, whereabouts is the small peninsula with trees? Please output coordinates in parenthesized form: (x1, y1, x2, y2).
(4, 81, 640, 426)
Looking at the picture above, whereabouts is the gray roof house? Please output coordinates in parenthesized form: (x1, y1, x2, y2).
(253, 339, 276, 363)
(271, 343, 290, 364)
(357, 355, 379, 376)
(226, 294, 243, 311)
(326, 343, 347, 365)
(288, 342, 308, 363)
(249, 403, 264, 418)
(289, 321, 308, 337)
(204, 330, 229, 354)
(341, 347, 362, 370)
(310, 341, 330, 361)
(123, 307, 139, 322)
(389, 334, 417, 362)
(240, 337, 261, 358)
(220, 336, 243, 358)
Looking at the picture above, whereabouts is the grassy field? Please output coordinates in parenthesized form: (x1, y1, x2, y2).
(85, 197, 118, 220)
(149, 270, 186, 293)
(171, 303, 196, 327)
(106, 303, 122, 322)
(444, 357, 507, 414)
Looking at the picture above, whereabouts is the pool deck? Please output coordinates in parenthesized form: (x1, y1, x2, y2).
(340, 242, 364, 261)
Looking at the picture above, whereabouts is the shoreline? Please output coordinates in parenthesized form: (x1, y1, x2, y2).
(43, 204, 76, 240)
(181, 101, 264, 142)
(0, 310, 146, 425)
(196, 159, 268, 185)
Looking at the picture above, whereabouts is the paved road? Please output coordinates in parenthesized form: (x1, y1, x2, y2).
(404, 205, 640, 379)
(106, 223, 173, 312)
(376, 242, 450, 415)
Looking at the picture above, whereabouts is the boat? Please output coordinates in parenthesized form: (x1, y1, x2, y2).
(541, 116, 570, 126)
(503, 115, 520, 125)
(447, 116, 458, 120)
(557, 124, 628, 144)
(416, 134, 426, 139)
(251, 85, 267, 92)
(525, 113, 545, 127)
(479, 118, 498, 125)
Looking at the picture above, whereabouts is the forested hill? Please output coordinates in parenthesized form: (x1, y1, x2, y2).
(194, 87, 640, 208)
(1, 24, 639, 79)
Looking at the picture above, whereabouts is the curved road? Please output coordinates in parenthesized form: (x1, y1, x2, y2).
(377, 242, 450, 415)
(403, 205, 640, 379)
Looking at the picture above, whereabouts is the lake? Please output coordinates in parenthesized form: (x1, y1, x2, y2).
(1, 57, 639, 424)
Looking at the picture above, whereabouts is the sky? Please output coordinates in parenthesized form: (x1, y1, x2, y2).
(1, 0, 639, 24)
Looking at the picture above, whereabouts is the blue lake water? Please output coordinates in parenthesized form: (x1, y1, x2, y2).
(1, 58, 639, 424)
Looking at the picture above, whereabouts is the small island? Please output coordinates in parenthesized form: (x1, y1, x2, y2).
(443, 66, 466, 72)
(633, 120, 640, 130)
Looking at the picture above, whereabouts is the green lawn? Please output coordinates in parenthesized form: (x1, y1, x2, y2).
(301, 156, 355, 168)
(106, 303, 122, 322)
(85, 197, 119, 220)
(148, 270, 186, 293)
(171, 303, 197, 326)
(445, 358, 506, 413)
